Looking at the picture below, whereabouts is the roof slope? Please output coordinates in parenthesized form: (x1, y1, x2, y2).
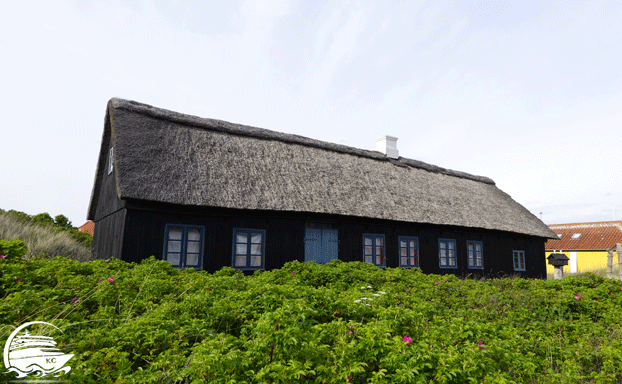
(546, 221, 622, 250)
(78, 221, 95, 235)
(88, 98, 556, 239)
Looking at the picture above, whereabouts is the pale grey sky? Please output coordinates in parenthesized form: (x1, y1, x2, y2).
(1, 0, 621, 227)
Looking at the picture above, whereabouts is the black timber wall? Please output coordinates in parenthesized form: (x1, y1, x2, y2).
(92, 209, 126, 260)
(93, 140, 125, 222)
(117, 201, 547, 278)
(91, 136, 128, 260)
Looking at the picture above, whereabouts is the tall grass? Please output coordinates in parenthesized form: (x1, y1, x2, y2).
(0, 212, 93, 261)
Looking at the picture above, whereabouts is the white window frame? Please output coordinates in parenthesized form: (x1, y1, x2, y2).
(108, 147, 114, 175)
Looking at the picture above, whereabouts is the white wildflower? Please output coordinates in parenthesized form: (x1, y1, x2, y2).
(354, 299, 361, 303)
(367, 286, 372, 289)
(378, 291, 387, 295)
(372, 294, 380, 297)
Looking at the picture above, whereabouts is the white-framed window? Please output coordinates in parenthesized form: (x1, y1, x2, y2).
(571, 233, 581, 240)
(363, 234, 386, 267)
(398, 236, 419, 268)
(108, 147, 114, 175)
(439, 238, 457, 269)
(163, 224, 204, 270)
(467, 241, 483, 269)
(513, 250, 526, 271)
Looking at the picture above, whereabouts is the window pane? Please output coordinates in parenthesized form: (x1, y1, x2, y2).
(476, 243, 482, 252)
(468, 243, 473, 252)
(167, 240, 181, 253)
(186, 253, 199, 266)
(376, 237, 383, 246)
(410, 248, 415, 257)
(167, 253, 180, 266)
(250, 244, 262, 255)
(251, 233, 262, 244)
(236, 243, 247, 255)
(364, 246, 372, 255)
(400, 240, 407, 248)
(250, 256, 261, 267)
(376, 255, 384, 265)
(401, 256, 407, 265)
(410, 240, 415, 248)
(440, 257, 447, 266)
(440, 241, 446, 250)
(448, 241, 455, 250)
(364, 237, 372, 246)
(400, 248, 407, 256)
(364, 255, 372, 263)
(410, 256, 417, 266)
(236, 233, 247, 243)
(168, 228, 182, 240)
(235, 255, 247, 267)
(187, 241, 200, 254)
(476, 258, 482, 267)
(188, 229, 200, 241)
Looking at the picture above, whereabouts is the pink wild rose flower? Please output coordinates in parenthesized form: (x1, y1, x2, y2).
(402, 336, 413, 345)
(108, 277, 114, 282)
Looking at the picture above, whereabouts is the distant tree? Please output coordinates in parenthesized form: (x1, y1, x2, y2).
(32, 213, 55, 226)
(54, 214, 72, 228)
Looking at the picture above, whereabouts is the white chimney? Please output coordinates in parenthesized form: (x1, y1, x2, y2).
(375, 135, 399, 159)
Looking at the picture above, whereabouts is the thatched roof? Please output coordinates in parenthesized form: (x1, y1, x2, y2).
(88, 98, 557, 239)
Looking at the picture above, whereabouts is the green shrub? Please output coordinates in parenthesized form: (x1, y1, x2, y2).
(2, 258, 622, 383)
(0, 238, 27, 262)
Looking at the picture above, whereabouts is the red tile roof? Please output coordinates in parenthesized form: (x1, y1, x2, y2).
(78, 221, 95, 235)
(545, 221, 622, 250)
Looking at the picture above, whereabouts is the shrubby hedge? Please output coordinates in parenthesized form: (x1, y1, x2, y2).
(1, 257, 622, 383)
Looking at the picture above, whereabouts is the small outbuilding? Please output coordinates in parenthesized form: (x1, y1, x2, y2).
(87, 98, 557, 277)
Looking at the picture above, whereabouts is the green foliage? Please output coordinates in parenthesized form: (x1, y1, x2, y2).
(54, 214, 73, 228)
(32, 212, 55, 226)
(2, 258, 622, 383)
(0, 239, 28, 262)
(0, 209, 92, 260)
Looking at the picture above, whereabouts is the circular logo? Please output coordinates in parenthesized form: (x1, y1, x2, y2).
(3, 321, 73, 379)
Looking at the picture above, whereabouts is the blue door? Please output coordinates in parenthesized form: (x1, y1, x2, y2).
(304, 227, 338, 264)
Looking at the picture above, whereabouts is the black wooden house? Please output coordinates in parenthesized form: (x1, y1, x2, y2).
(87, 98, 557, 278)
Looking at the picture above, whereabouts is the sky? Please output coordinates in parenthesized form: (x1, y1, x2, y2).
(1, 0, 621, 228)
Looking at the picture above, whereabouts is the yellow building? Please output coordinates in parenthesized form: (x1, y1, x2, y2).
(545, 221, 622, 275)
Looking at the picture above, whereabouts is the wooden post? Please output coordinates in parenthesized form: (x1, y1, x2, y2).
(553, 265, 564, 280)
(608, 249, 614, 279)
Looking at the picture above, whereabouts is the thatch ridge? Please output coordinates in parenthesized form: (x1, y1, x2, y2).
(111, 98, 495, 185)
